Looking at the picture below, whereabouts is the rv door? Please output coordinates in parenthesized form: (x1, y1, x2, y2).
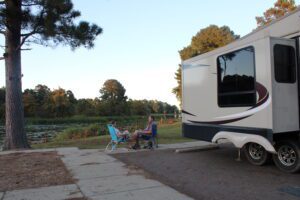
(270, 37, 299, 133)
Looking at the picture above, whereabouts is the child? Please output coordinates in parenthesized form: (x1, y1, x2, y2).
(111, 120, 130, 140)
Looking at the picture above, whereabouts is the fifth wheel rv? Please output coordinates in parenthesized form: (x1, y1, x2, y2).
(182, 7, 300, 173)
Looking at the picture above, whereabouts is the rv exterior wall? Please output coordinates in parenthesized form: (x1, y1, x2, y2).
(182, 37, 273, 130)
(270, 37, 299, 133)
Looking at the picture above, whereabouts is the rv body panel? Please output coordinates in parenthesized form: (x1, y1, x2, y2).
(270, 37, 299, 133)
(182, 37, 274, 141)
(181, 8, 300, 149)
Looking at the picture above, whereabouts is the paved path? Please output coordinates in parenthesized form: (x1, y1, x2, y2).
(58, 147, 193, 200)
(0, 142, 208, 200)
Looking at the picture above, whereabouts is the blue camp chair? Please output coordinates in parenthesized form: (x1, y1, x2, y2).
(105, 124, 127, 152)
(142, 123, 158, 149)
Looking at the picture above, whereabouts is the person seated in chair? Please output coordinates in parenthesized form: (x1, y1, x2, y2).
(111, 120, 130, 140)
(131, 115, 155, 149)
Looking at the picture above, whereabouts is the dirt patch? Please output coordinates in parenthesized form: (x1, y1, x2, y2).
(0, 151, 74, 192)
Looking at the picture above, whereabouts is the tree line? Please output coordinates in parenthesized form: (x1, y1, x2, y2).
(0, 79, 178, 119)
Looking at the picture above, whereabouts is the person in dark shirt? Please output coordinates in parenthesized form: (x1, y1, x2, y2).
(131, 115, 155, 149)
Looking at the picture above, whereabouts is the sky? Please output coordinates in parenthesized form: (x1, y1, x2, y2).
(0, 0, 299, 107)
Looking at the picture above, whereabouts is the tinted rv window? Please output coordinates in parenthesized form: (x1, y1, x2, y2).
(217, 46, 256, 107)
(274, 44, 296, 83)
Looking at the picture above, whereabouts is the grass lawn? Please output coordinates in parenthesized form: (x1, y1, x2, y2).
(33, 122, 195, 149)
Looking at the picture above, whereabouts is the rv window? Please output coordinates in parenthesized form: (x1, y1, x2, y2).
(217, 46, 256, 107)
(274, 44, 296, 83)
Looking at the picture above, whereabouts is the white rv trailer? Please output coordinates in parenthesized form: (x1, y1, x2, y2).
(182, 7, 300, 173)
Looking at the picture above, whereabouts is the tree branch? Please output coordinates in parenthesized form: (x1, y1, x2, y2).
(21, 3, 39, 6)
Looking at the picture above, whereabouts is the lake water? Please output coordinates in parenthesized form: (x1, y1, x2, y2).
(0, 123, 87, 150)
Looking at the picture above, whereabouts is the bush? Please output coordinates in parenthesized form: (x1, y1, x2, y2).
(52, 115, 177, 142)
(54, 124, 103, 141)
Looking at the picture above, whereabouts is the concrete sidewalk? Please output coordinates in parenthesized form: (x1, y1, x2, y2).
(0, 142, 201, 200)
(58, 147, 193, 200)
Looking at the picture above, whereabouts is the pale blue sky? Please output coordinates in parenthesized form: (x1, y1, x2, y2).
(1, 0, 299, 106)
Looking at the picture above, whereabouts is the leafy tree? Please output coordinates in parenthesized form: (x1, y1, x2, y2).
(0, 0, 102, 150)
(128, 99, 150, 116)
(23, 89, 37, 117)
(173, 25, 239, 106)
(34, 85, 51, 105)
(256, 0, 297, 27)
(34, 84, 51, 117)
(99, 79, 127, 115)
(172, 66, 182, 107)
(49, 88, 72, 117)
(100, 79, 127, 102)
(76, 98, 97, 116)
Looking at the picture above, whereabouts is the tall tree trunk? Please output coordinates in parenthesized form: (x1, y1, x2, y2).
(3, 0, 30, 150)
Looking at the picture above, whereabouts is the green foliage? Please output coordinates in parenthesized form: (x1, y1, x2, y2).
(54, 124, 101, 141)
(172, 66, 182, 107)
(256, 0, 297, 27)
(99, 79, 129, 116)
(24, 115, 145, 125)
(179, 25, 239, 60)
(0, 81, 178, 119)
(100, 79, 127, 102)
(173, 25, 239, 106)
(0, 0, 102, 50)
(33, 122, 194, 149)
(49, 88, 74, 117)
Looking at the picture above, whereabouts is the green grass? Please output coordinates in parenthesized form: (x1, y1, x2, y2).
(32, 122, 194, 149)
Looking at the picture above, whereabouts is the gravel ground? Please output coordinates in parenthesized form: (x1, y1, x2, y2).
(112, 143, 300, 200)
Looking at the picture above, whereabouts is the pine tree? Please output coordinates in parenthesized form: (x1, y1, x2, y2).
(0, 0, 102, 150)
(173, 25, 238, 107)
(256, 0, 297, 27)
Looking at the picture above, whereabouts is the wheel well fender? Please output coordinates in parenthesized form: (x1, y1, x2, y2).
(212, 131, 276, 154)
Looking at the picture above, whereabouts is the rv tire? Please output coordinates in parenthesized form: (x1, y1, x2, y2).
(272, 140, 300, 173)
(244, 143, 271, 166)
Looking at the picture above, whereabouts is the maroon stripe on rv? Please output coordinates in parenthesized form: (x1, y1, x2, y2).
(184, 82, 269, 125)
(182, 110, 196, 116)
(248, 82, 269, 110)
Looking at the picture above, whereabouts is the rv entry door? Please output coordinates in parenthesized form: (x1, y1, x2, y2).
(270, 37, 299, 133)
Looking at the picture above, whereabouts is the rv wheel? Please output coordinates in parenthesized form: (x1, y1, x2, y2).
(272, 140, 300, 173)
(244, 143, 270, 166)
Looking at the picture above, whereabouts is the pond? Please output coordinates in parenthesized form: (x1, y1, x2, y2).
(0, 123, 89, 150)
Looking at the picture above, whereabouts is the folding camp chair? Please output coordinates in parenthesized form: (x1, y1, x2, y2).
(142, 123, 158, 149)
(105, 124, 128, 152)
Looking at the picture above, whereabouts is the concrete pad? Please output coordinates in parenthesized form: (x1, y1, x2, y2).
(159, 141, 211, 150)
(56, 147, 79, 156)
(61, 153, 116, 167)
(3, 184, 82, 200)
(0, 192, 4, 199)
(91, 186, 193, 200)
(71, 162, 128, 180)
(70, 162, 128, 180)
(175, 144, 219, 153)
(78, 175, 162, 197)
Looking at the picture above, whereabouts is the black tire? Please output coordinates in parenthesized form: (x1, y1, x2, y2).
(244, 143, 271, 166)
(272, 140, 300, 173)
